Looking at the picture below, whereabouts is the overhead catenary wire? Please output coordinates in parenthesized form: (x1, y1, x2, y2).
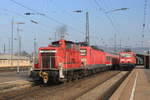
(42, 0, 53, 13)
(0, 8, 53, 34)
(98, 1, 123, 36)
(94, 0, 122, 52)
(101, 0, 112, 10)
(100, 0, 109, 10)
(9, 0, 65, 25)
(9, 0, 84, 35)
(94, 0, 120, 34)
(98, 0, 124, 39)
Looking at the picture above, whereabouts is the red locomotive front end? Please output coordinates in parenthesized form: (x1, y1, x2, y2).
(30, 39, 81, 83)
(119, 51, 136, 69)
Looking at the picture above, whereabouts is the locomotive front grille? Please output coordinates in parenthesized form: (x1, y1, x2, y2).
(41, 52, 55, 69)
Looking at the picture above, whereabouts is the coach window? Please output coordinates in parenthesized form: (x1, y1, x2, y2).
(80, 49, 87, 56)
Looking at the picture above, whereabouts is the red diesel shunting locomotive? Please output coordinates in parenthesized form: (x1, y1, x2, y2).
(30, 39, 120, 83)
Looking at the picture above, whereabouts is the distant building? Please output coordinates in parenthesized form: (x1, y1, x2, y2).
(0, 54, 32, 67)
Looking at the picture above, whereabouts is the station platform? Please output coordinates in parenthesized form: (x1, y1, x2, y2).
(110, 66, 150, 100)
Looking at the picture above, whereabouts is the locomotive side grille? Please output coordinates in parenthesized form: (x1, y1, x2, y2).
(41, 52, 55, 69)
(50, 53, 55, 68)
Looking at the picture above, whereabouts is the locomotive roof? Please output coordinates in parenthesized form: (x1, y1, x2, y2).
(52, 40, 90, 47)
(102, 49, 119, 55)
(51, 40, 118, 55)
(119, 51, 135, 54)
(91, 45, 104, 51)
(77, 42, 89, 46)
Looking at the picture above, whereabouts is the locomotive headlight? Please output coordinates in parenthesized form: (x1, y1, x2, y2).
(81, 58, 87, 66)
(30, 67, 33, 71)
(121, 59, 125, 61)
(81, 58, 87, 62)
(40, 50, 57, 53)
(59, 62, 64, 69)
(127, 59, 131, 61)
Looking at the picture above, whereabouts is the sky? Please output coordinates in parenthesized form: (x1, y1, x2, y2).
(0, 0, 150, 53)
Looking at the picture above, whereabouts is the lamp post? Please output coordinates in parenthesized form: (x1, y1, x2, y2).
(24, 12, 45, 16)
(119, 39, 122, 52)
(15, 22, 25, 73)
(107, 8, 129, 52)
(114, 33, 117, 52)
(25, 18, 38, 69)
(73, 10, 90, 45)
(105, 8, 129, 14)
(17, 22, 25, 55)
(11, 18, 14, 67)
(141, 34, 144, 52)
(24, 12, 39, 59)
(73, 8, 129, 47)
(33, 38, 37, 69)
(22, 13, 39, 71)
(8, 38, 11, 54)
(29, 20, 38, 68)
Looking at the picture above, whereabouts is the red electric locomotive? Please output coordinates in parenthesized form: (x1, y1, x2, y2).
(119, 51, 136, 69)
(30, 39, 120, 83)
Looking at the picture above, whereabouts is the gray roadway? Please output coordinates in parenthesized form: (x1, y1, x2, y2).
(0, 70, 30, 83)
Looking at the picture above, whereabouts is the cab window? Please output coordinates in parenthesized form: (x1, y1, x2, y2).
(80, 49, 87, 56)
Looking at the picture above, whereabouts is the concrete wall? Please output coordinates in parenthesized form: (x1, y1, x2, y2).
(0, 59, 32, 67)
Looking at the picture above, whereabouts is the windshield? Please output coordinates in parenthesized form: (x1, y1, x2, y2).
(52, 42, 60, 47)
(121, 54, 132, 57)
(80, 49, 87, 56)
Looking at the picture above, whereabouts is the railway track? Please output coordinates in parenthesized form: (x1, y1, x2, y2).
(0, 70, 129, 100)
(0, 66, 31, 73)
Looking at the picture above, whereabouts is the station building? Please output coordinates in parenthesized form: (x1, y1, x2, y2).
(0, 54, 32, 67)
